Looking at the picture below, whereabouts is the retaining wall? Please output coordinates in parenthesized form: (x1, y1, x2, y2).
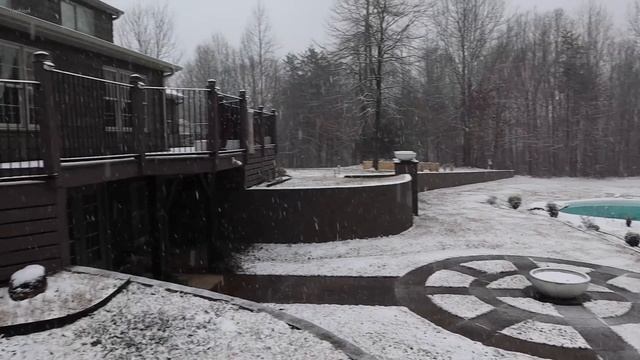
(219, 175, 414, 244)
(417, 170, 515, 192)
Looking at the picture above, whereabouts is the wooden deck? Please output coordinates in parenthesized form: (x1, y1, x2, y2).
(1, 52, 277, 185)
(0, 52, 278, 283)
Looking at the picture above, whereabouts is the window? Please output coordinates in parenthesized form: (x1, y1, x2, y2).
(103, 66, 132, 131)
(0, 0, 9, 8)
(61, 0, 95, 36)
(0, 41, 36, 128)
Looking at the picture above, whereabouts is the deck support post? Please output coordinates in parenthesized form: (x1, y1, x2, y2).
(203, 173, 219, 273)
(149, 177, 168, 280)
(130, 74, 146, 174)
(239, 90, 249, 187)
(395, 159, 419, 216)
(33, 51, 61, 177)
(56, 187, 70, 266)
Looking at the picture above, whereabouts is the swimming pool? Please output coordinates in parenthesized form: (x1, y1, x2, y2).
(560, 199, 640, 220)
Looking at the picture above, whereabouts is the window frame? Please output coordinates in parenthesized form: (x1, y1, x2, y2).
(102, 66, 134, 132)
(60, 0, 96, 36)
(0, 39, 38, 131)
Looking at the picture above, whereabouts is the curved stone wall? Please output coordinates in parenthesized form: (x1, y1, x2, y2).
(219, 175, 413, 244)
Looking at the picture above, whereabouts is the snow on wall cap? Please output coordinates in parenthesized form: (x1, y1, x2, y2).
(11, 265, 46, 286)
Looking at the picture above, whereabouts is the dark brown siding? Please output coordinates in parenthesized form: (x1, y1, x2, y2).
(9, 0, 61, 24)
(0, 25, 163, 84)
(0, 181, 66, 285)
(9, 0, 115, 42)
(93, 7, 113, 42)
(245, 147, 277, 187)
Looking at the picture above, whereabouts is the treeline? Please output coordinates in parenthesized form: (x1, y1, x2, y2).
(177, 0, 640, 177)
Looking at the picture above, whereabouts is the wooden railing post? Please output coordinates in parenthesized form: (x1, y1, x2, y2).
(239, 90, 249, 160)
(129, 74, 146, 172)
(258, 105, 265, 156)
(271, 108, 278, 153)
(33, 51, 61, 176)
(206, 79, 220, 155)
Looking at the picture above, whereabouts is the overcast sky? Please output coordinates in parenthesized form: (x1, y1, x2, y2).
(104, 0, 632, 64)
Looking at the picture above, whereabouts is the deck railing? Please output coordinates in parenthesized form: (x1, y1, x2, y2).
(144, 86, 210, 154)
(0, 79, 43, 177)
(50, 68, 136, 158)
(0, 52, 277, 180)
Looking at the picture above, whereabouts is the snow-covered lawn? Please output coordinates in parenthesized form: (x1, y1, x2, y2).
(0, 271, 123, 327)
(242, 176, 640, 359)
(0, 281, 349, 360)
(241, 176, 640, 276)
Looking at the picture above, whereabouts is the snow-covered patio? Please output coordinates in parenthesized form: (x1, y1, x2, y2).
(237, 176, 640, 359)
(2, 176, 640, 359)
(0, 269, 358, 359)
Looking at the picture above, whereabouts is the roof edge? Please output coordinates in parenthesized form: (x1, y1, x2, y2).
(0, 7, 181, 73)
(76, 0, 124, 17)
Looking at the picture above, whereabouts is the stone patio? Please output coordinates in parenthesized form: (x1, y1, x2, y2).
(218, 255, 640, 359)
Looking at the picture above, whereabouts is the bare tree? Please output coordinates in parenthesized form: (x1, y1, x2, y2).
(178, 34, 243, 90)
(431, 0, 505, 166)
(629, 0, 640, 39)
(115, 0, 180, 63)
(330, 0, 425, 169)
(241, 1, 278, 106)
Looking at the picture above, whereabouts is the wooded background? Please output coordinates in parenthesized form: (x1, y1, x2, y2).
(118, 0, 640, 177)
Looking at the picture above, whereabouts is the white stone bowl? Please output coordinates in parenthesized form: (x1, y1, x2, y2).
(394, 151, 416, 161)
(529, 268, 591, 299)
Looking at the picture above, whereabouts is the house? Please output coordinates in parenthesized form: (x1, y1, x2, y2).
(0, 0, 277, 284)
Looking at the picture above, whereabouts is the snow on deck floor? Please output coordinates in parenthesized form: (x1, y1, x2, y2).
(0, 282, 348, 360)
(240, 176, 640, 277)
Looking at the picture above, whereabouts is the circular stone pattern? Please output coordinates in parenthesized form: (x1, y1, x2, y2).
(395, 256, 640, 360)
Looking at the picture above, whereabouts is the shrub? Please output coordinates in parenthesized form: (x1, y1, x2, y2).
(276, 167, 288, 178)
(581, 217, 600, 231)
(546, 202, 560, 218)
(487, 196, 497, 205)
(508, 195, 522, 210)
(625, 232, 640, 247)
